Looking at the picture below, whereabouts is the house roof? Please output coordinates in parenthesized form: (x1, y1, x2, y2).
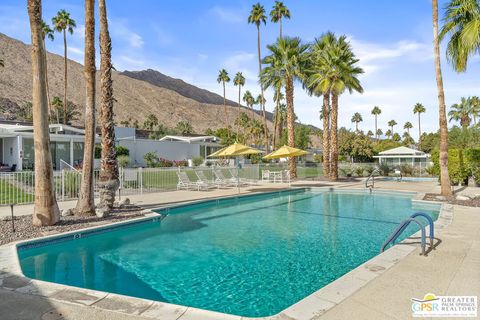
(159, 135, 220, 143)
(378, 146, 426, 156)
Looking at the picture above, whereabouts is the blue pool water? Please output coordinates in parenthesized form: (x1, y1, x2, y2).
(18, 189, 440, 317)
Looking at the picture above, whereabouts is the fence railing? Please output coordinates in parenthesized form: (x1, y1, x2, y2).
(0, 165, 261, 206)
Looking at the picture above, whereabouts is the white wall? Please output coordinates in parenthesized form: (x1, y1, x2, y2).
(2, 137, 20, 169)
(117, 139, 201, 167)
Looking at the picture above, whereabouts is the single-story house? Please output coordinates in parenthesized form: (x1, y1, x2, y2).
(0, 121, 98, 171)
(373, 146, 431, 166)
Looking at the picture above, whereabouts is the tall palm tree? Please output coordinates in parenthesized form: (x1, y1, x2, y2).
(233, 72, 245, 135)
(468, 96, 480, 125)
(413, 102, 426, 140)
(351, 112, 363, 132)
(28, 0, 60, 226)
(40, 20, 54, 121)
(404, 121, 413, 136)
(371, 106, 381, 140)
(52, 9, 76, 125)
(75, 0, 96, 216)
(243, 90, 255, 119)
(98, 0, 119, 210)
(449, 97, 472, 127)
(439, 0, 480, 72)
(433, 0, 452, 196)
(262, 36, 309, 178)
(272, 88, 284, 148)
(217, 69, 230, 126)
(388, 120, 397, 136)
(270, 1, 291, 38)
(385, 129, 392, 139)
(248, 3, 269, 152)
(376, 128, 383, 138)
(308, 32, 363, 181)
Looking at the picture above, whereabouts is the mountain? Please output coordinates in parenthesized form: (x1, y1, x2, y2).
(0, 32, 320, 146)
(121, 69, 238, 107)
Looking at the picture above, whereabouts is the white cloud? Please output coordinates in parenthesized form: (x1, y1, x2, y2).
(110, 19, 144, 49)
(209, 6, 244, 23)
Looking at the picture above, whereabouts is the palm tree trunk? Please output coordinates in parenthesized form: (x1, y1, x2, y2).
(432, 0, 452, 196)
(237, 86, 241, 136)
(223, 81, 228, 126)
(375, 115, 378, 140)
(63, 29, 67, 125)
(28, 0, 60, 226)
(272, 88, 280, 149)
(286, 77, 296, 178)
(418, 113, 422, 141)
(322, 93, 330, 178)
(75, 0, 96, 216)
(330, 93, 339, 181)
(257, 25, 269, 153)
(279, 18, 282, 39)
(42, 39, 52, 121)
(98, 0, 119, 210)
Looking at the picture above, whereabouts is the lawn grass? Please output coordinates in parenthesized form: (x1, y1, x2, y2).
(0, 180, 34, 205)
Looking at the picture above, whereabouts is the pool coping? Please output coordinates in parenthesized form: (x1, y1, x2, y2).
(0, 187, 454, 320)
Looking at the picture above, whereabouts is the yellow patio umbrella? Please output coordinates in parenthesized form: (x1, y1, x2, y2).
(208, 146, 228, 158)
(263, 145, 309, 160)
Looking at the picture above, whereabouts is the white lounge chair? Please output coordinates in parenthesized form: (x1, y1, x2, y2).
(176, 171, 212, 191)
(229, 168, 258, 185)
(213, 168, 244, 187)
(195, 170, 227, 188)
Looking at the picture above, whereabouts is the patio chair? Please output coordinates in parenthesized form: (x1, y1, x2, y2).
(261, 170, 271, 182)
(213, 168, 244, 187)
(195, 170, 227, 188)
(176, 171, 212, 191)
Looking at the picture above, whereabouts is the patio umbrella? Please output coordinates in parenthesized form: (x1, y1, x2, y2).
(263, 145, 309, 160)
(207, 142, 262, 192)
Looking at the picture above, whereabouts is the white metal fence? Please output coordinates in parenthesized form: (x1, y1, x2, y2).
(0, 165, 261, 206)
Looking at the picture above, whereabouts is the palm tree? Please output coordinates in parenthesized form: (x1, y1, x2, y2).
(52, 9, 76, 125)
(439, 0, 480, 72)
(75, 0, 96, 216)
(309, 32, 363, 180)
(371, 106, 381, 140)
(272, 88, 284, 148)
(262, 37, 309, 178)
(388, 120, 397, 136)
(248, 3, 269, 152)
(217, 69, 230, 126)
(367, 130, 374, 138)
(40, 20, 54, 121)
(385, 129, 392, 139)
(98, 0, 119, 210)
(469, 96, 480, 125)
(413, 103, 426, 140)
(243, 90, 255, 119)
(404, 121, 413, 136)
(449, 97, 471, 127)
(433, 0, 452, 196)
(28, 0, 60, 226)
(351, 112, 363, 132)
(233, 72, 245, 135)
(270, 1, 291, 38)
(376, 128, 383, 138)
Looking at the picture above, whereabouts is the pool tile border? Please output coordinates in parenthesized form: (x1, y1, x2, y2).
(0, 188, 453, 320)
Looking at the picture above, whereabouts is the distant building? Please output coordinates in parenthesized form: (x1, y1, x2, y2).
(373, 146, 431, 166)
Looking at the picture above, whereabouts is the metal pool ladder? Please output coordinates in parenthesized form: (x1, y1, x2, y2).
(381, 212, 435, 256)
(365, 168, 380, 190)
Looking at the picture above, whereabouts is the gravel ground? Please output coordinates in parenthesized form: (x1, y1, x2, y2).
(423, 193, 480, 207)
(0, 207, 146, 246)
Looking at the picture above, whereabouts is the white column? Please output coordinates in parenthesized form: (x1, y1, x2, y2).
(70, 138, 74, 166)
(17, 135, 23, 171)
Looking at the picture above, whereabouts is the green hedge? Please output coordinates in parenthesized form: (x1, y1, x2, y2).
(431, 148, 480, 185)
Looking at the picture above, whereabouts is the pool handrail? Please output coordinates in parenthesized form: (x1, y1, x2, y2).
(381, 217, 427, 255)
(394, 212, 434, 248)
(365, 168, 380, 188)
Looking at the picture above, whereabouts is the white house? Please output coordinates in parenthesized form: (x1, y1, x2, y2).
(0, 121, 98, 171)
(373, 146, 431, 166)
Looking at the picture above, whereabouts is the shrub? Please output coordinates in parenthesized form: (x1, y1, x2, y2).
(378, 163, 391, 176)
(431, 149, 468, 185)
(313, 154, 323, 163)
(144, 152, 159, 168)
(173, 160, 188, 167)
(400, 164, 413, 177)
(94, 145, 102, 159)
(115, 146, 129, 157)
(192, 156, 204, 167)
(158, 158, 173, 167)
(355, 166, 365, 177)
(117, 155, 130, 168)
(464, 148, 480, 180)
(425, 165, 436, 177)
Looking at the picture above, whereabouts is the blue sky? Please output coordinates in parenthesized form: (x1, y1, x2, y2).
(1, 0, 479, 139)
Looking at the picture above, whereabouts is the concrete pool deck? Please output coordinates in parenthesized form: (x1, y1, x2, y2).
(0, 180, 479, 320)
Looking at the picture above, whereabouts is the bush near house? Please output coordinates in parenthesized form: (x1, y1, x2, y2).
(192, 157, 204, 167)
(116, 146, 130, 157)
(143, 151, 187, 168)
(431, 148, 480, 185)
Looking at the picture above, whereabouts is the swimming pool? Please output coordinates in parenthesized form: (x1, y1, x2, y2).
(17, 188, 440, 317)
